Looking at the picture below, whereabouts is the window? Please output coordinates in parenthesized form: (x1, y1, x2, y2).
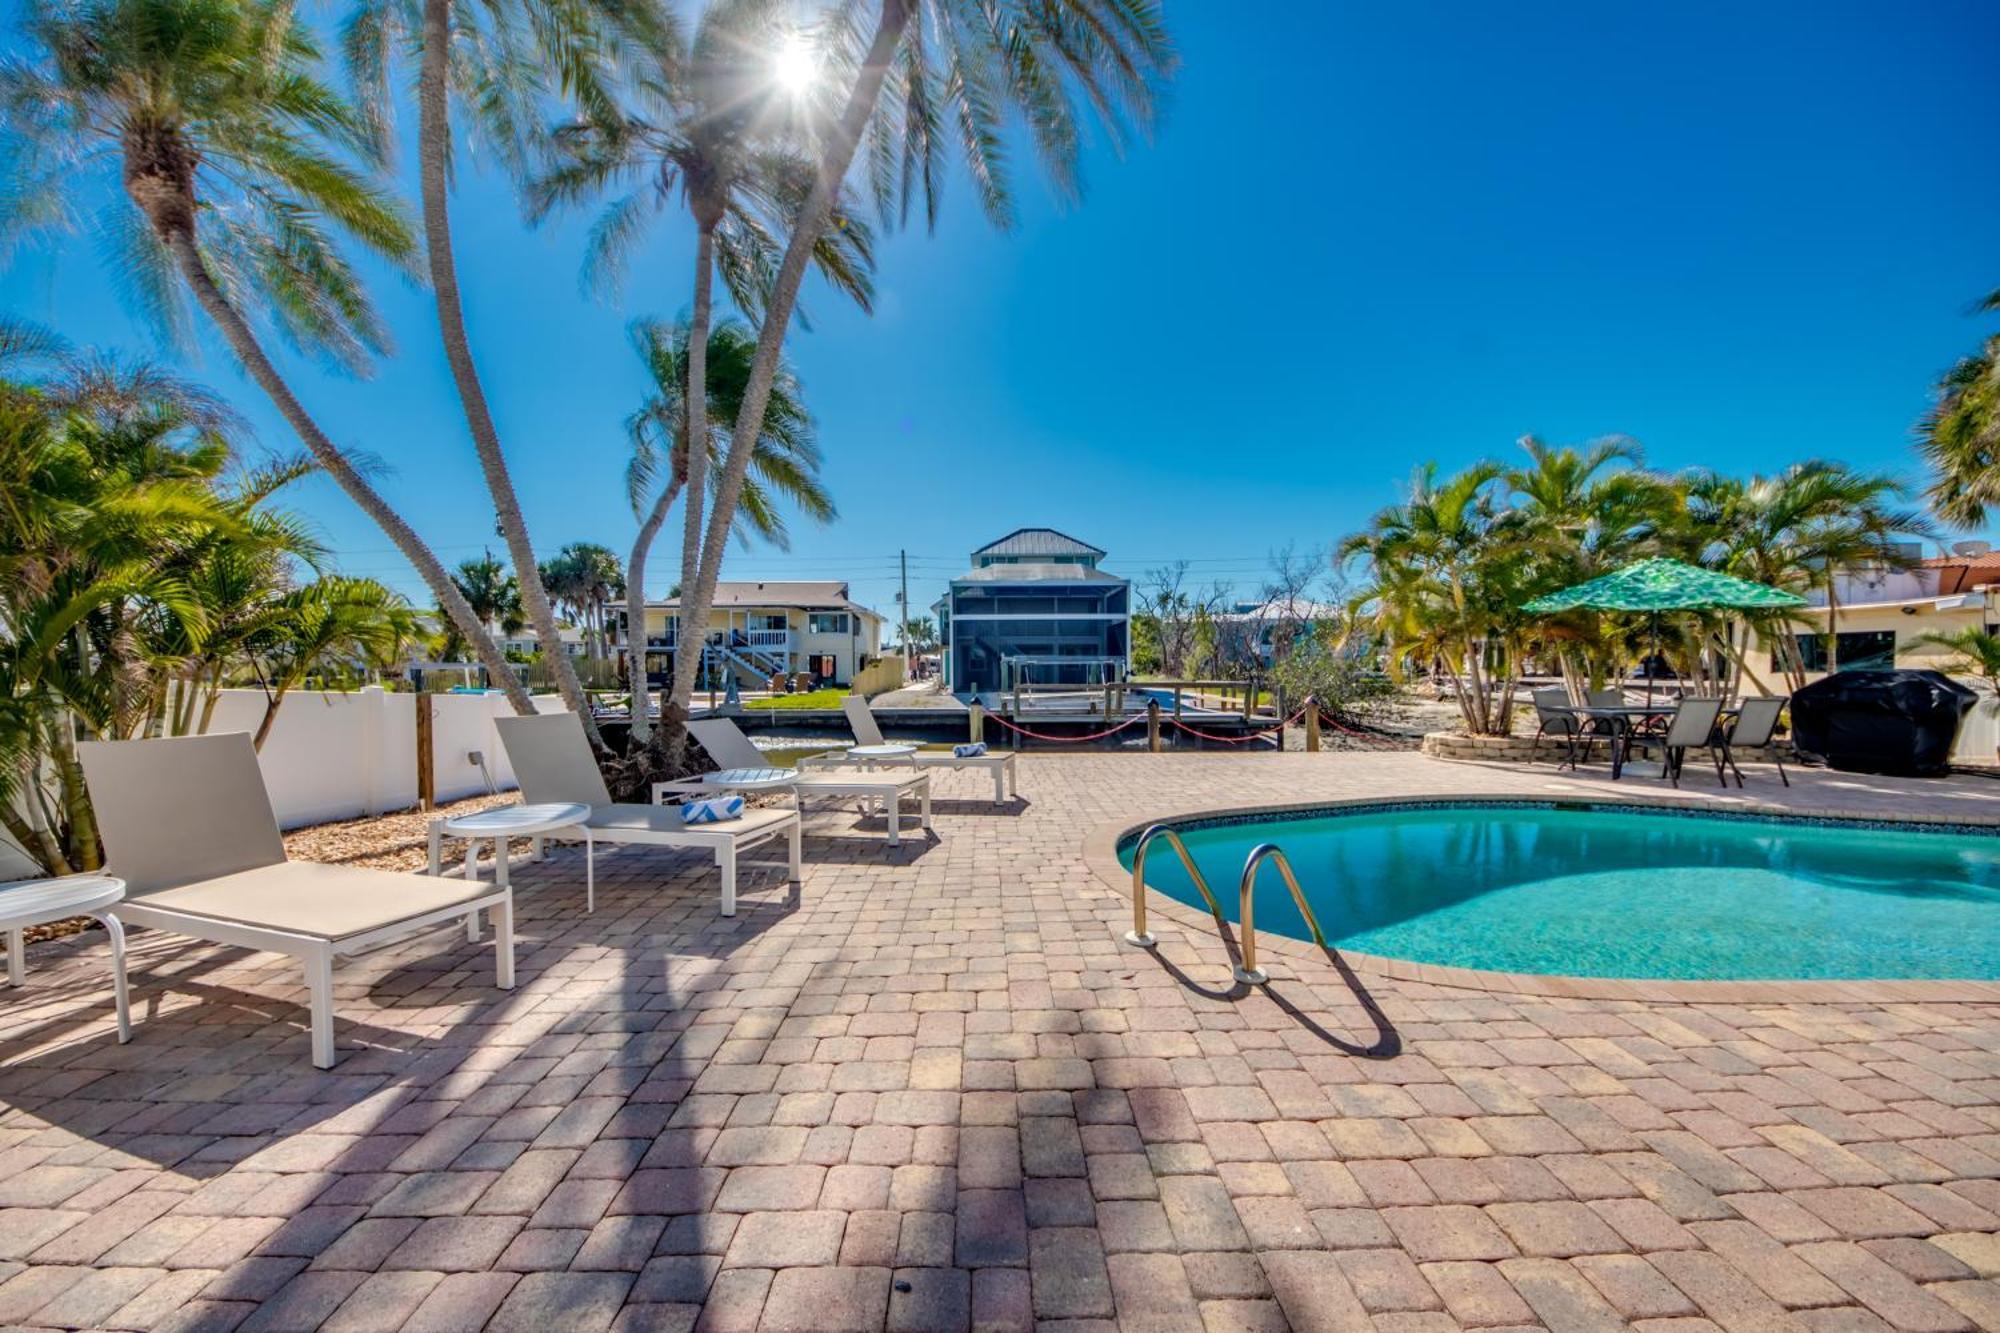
(1774, 634, 1829, 673)
(1834, 630, 1896, 673)
(808, 612, 850, 634)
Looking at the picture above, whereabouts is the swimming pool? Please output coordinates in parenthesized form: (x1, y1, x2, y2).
(1116, 801, 2000, 980)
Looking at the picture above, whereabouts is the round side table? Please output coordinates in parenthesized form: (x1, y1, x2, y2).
(428, 802, 592, 888)
(0, 874, 131, 1043)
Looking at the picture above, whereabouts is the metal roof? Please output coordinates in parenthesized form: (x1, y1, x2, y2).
(953, 563, 1126, 585)
(970, 528, 1105, 560)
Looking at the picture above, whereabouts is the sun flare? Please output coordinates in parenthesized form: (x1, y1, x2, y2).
(771, 33, 817, 95)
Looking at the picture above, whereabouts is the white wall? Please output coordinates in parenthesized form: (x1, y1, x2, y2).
(201, 687, 568, 828)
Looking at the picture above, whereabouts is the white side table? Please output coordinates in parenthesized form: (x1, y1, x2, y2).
(428, 802, 593, 914)
(693, 767, 800, 794)
(0, 874, 131, 1043)
(844, 743, 919, 769)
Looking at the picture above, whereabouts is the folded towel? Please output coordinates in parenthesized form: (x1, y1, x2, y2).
(679, 796, 745, 824)
(953, 742, 988, 758)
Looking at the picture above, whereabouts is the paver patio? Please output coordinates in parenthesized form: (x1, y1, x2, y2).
(2, 752, 1999, 1331)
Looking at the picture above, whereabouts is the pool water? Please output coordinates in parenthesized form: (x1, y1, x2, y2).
(1117, 803, 2000, 980)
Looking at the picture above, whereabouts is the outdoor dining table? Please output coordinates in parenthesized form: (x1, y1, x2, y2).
(1566, 703, 1739, 780)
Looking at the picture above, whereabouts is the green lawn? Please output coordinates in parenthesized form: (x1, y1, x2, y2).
(744, 687, 848, 710)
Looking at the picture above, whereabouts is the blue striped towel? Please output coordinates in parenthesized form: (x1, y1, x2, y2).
(679, 796, 745, 824)
(953, 742, 988, 758)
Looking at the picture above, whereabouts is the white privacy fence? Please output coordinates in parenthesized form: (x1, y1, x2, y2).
(0, 689, 564, 881)
(201, 687, 561, 828)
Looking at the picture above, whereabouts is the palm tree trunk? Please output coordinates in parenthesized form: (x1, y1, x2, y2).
(163, 229, 534, 714)
(253, 682, 293, 750)
(198, 663, 224, 733)
(668, 223, 716, 709)
(48, 711, 100, 870)
(417, 0, 596, 741)
(625, 475, 685, 743)
(14, 753, 71, 877)
(671, 0, 913, 710)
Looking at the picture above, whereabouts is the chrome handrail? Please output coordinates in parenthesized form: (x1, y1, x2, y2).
(1125, 824, 1227, 948)
(1128, 829, 1330, 989)
(1233, 843, 1327, 985)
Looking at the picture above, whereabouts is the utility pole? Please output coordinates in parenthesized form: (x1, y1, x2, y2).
(899, 549, 911, 675)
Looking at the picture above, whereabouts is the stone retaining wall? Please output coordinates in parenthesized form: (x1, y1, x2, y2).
(1422, 730, 1790, 765)
(1420, 731, 1546, 762)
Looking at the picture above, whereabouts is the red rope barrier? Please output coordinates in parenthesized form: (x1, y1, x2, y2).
(1165, 706, 1309, 745)
(984, 712, 1147, 743)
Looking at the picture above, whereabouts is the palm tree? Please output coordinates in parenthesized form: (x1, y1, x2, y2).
(251, 576, 419, 748)
(1503, 435, 1675, 691)
(898, 616, 938, 655)
(1687, 462, 1931, 691)
(148, 455, 328, 737)
(620, 316, 832, 742)
(1918, 626, 2000, 694)
(343, 0, 674, 740)
(1341, 463, 1523, 734)
(670, 0, 1175, 717)
(1921, 290, 2000, 528)
(528, 0, 874, 726)
(0, 352, 253, 873)
(0, 0, 536, 713)
(541, 541, 624, 661)
(449, 550, 525, 663)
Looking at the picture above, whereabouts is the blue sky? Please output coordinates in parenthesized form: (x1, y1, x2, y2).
(6, 1, 1998, 619)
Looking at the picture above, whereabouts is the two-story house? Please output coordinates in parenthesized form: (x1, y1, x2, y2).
(618, 581, 885, 689)
(935, 529, 1131, 695)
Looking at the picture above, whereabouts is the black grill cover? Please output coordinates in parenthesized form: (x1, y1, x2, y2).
(1788, 669, 1975, 776)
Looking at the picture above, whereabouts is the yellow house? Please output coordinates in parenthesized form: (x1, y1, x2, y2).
(1763, 549, 1999, 681)
(619, 581, 886, 689)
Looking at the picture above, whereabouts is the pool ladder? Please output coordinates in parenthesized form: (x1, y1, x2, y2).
(1126, 824, 1328, 985)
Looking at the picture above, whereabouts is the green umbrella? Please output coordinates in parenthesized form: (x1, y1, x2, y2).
(1523, 557, 1805, 701)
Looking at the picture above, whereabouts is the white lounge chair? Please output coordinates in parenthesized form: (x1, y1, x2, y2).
(803, 696, 1017, 803)
(76, 733, 513, 1069)
(494, 712, 801, 916)
(673, 718, 933, 847)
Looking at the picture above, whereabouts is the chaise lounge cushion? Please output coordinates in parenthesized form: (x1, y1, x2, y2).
(582, 804, 797, 838)
(127, 861, 500, 943)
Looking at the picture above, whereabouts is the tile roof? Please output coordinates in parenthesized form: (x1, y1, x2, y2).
(1920, 553, 2000, 596)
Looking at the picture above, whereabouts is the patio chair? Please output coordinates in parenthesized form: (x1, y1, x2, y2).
(494, 713, 801, 917)
(1530, 689, 1587, 767)
(76, 733, 514, 1069)
(1720, 695, 1790, 787)
(1627, 696, 1728, 787)
(675, 718, 933, 846)
(801, 696, 1018, 802)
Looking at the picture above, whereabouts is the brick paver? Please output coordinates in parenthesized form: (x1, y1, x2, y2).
(2, 752, 1999, 1330)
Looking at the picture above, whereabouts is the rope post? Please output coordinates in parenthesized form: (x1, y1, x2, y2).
(1305, 696, 1321, 752)
(1173, 687, 1183, 720)
(415, 691, 435, 812)
(1243, 678, 1255, 721)
(1147, 699, 1162, 752)
(969, 700, 985, 745)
